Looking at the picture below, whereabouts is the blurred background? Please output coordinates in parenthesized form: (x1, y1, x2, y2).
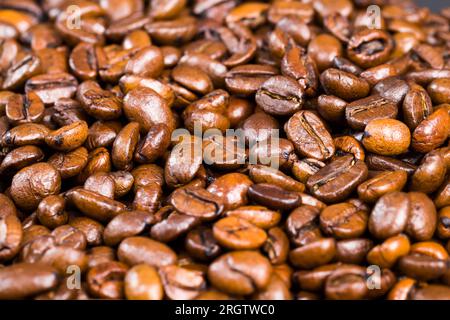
(415, 0, 448, 12)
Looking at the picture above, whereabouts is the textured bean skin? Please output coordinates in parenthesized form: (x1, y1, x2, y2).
(0, 0, 449, 302)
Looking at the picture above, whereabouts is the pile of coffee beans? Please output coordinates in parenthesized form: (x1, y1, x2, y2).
(1, 0, 450, 300)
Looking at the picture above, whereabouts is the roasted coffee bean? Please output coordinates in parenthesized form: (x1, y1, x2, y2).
(367, 234, 410, 268)
(0, 263, 59, 299)
(45, 121, 89, 152)
(66, 188, 126, 222)
(170, 187, 224, 220)
(345, 95, 399, 131)
(357, 171, 408, 204)
(366, 154, 417, 175)
(285, 111, 335, 161)
(347, 29, 394, 68)
(159, 264, 206, 300)
(225, 64, 277, 97)
(0, 145, 44, 175)
(123, 87, 175, 134)
(208, 251, 272, 296)
(412, 107, 450, 153)
(306, 155, 368, 203)
(289, 238, 337, 269)
(320, 202, 368, 239)
(362, 119, 411, 156)
(320, 69, 370, 101)
(124, 264, 163, 300)
(77, 81, 122, 120)
(0, 214, 22, 262)
(25, 73, 78, 105)
(118, 236, 177, 268)
(308, 34, 343, 72)
(213, 216, 267, 250)
(410, 150, 447, 194)
(255, 76, 304, 116)
(87, 261, 128, 299)
(428, 79, 450, 105)
(286, 205, 321, 247)
(36, 195, 68, 229)
(336, 238, 373, 265)
(103, 211, 153, 246)
(248, 183, 301, 211)
(10, 163, 61, 211)
(5, 92, 44, 125)
(403, 83, 433, 130)
(324, 265, 369, 300)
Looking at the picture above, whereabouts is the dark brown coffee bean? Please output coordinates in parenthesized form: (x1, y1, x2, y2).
(345, 95, 399, 131)
(225, 64, 277, 96)
(403, 83, 433, 130)
(285, 111, 335, 161)
(357, 171, 408, 204)
(87, 261, 128, 299)
(307, 155, 368, 203)
(0, 145, 44, 175)
(412, 107, 450, 153)
(248, 183, 301, 211)
(0, 214, 22, 262)
(289, 238, 336, 269)
(208, 250, 272, 296)
(104, 211, 153, 246)
(36, 195, 68, 229)
(286, 205, 321, 247)
(368, 192, 410, 239)
(10, 163, 61, 211)
(347, 29, 394, 68)
(25, 73, 78, 105)
(320, 202, 368, 239)
(324, 265, 368, 300)
(66, 188, 126, 222)
(256, 76, 304, 116)
(320, 69, 370, 101)
(0, 263, 59, 299)
(118, 236, 177, 268)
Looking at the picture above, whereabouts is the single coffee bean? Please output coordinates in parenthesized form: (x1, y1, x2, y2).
(345, 94, 399, 131)
(87, 261, 128, 299)
(306, 155, 368, 203)
(255, 76, 304, 116)
(320, 68, 370, 101)
(124, 264, 163, 300)
(368, 192, 410, 239)
(289, 238, 337, 269)
(285, 110, 335, 161)
(0, 214, 22, 262)
(208, 250, 272, 296)
(0, 263, 59, 299)
(357, 171, 408, 203)
(213, 216, 267, 250)
(10, 163, 61, 211)
(412, 107, 450, 153)
(103, 211, 153, 246)
(159, 265, 206, 300)
(248, 183, 301, 211)
(320, 202, 368, 239)
(118, 236, 177, 268)
(402, 83, 433, 130)
(286, 205, 321, 247)
(362, 119, 411, 156)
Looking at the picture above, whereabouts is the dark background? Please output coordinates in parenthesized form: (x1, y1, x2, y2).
(415, 0, 448, 12)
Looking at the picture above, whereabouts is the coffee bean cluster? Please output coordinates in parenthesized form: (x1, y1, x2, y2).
(1, 0, 450, 300)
